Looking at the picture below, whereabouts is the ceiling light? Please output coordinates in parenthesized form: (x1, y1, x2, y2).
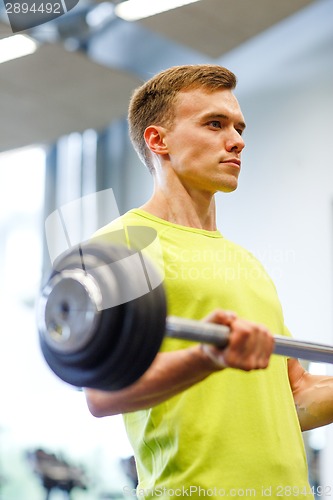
(115, 0, 201, 22)
(0, 34, 39, 64)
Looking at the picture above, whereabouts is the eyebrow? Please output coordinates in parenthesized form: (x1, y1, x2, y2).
(201, 113, 246, 131)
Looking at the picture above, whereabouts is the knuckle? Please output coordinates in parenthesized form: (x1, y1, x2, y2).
(261, 359, 270, 369)
(242, 359, 256, 371)
(223, 351, 239, 369)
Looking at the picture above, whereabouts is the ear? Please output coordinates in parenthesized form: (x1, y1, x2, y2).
(144, 125, 169, 156)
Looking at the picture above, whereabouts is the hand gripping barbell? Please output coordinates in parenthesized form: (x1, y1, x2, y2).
(37, 237, 333, 391)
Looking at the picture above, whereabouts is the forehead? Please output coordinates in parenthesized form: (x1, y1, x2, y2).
(173, 88, 244, 122)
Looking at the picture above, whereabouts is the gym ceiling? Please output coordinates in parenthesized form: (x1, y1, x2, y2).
(0, 0, 318, 153)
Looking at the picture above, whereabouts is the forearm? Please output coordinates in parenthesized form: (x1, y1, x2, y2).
(84, 344, 218, 417)
(85, 310, 274, 417)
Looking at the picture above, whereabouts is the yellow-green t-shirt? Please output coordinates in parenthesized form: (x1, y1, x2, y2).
(97, 209, 313, 499)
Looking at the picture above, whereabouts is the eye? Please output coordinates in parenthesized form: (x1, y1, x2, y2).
(236, 128, 244, 136)
(208, 120, 222, 129)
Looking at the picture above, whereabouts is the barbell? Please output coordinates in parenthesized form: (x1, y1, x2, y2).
(37, 238, 333, 391)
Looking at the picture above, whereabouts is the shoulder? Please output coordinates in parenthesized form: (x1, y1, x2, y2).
(94, 210, 142, 237)
(91, 210, 164, 264)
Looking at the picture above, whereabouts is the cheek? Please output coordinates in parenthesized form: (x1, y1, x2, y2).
(178, 148, 207, 170)
(168, 132, 219, 167)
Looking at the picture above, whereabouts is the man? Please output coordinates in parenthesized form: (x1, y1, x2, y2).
(85, 65, 333, 498)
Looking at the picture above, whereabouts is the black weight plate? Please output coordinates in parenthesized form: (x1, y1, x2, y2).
(40, 301, 126, 388)
(39, 240, 167, 390)
(40, 243, 124, 363)
(121, 282, 166, 388)
(101, 247, 167, 389)
(80, 247, 165, 390)
(97, 283, 166, 390)
(39, 243, 132, 387)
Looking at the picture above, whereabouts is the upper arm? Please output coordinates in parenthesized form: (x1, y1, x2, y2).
(287, 358, 315, 431)
(287, 358, 307, 394)
(288, 358, 333, 431)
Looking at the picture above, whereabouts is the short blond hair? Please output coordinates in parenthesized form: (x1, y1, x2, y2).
(128, 64, 237, 173)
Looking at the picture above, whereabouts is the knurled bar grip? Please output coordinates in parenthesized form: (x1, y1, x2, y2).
(166, 316, 333, 365)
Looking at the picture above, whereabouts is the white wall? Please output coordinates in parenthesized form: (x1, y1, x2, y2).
(217, 82, 333, 345)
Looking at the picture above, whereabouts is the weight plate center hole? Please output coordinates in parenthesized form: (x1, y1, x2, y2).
(47, 300, 72, 343)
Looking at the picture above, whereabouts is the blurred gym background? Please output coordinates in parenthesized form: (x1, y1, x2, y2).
(0, 0, 332, 497)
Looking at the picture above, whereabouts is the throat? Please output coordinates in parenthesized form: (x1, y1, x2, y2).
(141, 191, 217, 231)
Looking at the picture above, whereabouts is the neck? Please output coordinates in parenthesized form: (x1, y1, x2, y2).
(140, 172, 218, 231)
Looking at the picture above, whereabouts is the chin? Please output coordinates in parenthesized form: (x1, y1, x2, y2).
(219, 183, 238, 193)
(214, 174, 239, 194)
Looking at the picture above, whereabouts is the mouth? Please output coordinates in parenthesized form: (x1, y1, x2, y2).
(221, 158, 241, 168)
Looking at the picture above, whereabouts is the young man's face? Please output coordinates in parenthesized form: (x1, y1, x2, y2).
(162, 88, 246, 195)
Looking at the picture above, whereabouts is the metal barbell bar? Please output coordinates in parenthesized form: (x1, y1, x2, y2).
(166, 316, 333, 365)
(37, 240, 333, 391)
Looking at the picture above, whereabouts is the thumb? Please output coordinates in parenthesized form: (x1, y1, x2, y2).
(202, 309, 237, 327)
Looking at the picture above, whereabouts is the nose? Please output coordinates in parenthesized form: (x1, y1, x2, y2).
(226, 129, 245, 154)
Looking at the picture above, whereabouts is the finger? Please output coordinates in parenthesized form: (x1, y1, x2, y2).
(203, 309, 237, 326)
(224, 320, 274, 370)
